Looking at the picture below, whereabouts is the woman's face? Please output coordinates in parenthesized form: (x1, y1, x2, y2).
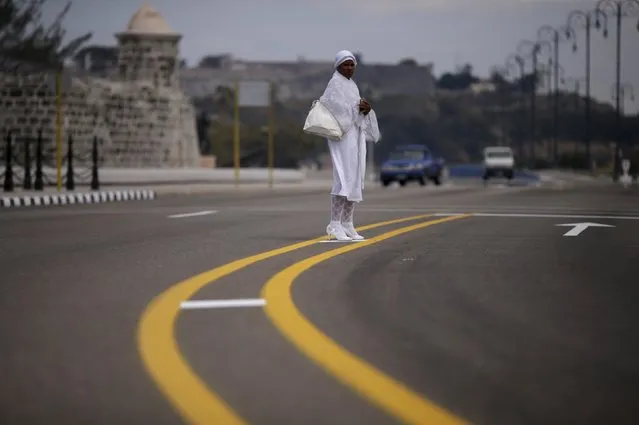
(337, 60, 355, 79)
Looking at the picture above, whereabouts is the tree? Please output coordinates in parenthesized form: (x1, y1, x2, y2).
(456, 63, 473, 76)
(489, 68, 507, 87)
(514, 72, 541, 93)
(398, 58, 418, 67)
(436, 63, 480, 91)
(196, 111, 211, 154)
(0, 0, 92, 70)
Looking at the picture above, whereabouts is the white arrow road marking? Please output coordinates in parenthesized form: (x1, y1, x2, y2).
(555, 222, 615, 237)
(168, 210, 217, 219)
(180, 299, 266, 309)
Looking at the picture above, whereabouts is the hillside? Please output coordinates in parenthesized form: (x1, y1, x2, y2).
(195, 86, 639, 170)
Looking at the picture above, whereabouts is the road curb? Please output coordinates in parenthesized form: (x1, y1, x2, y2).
(0, 189, 156, 209)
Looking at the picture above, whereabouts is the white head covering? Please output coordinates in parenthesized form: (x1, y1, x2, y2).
(334, 50, 357, 69)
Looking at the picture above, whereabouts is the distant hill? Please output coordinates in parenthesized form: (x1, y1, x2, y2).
(195, 83, 639, 170)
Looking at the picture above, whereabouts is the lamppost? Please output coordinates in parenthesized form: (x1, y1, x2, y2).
(612, 82, 635, 116)
(594, 0, 639, 180)
(563, 76, 587, 109)
(505, 53, 526, 161)
(541, 60, 566, 95)
(517, 39, 553, 166)
(611, 83, 635, 161)
(537, 24, 576, 166)
(491, 66, 510, 146)
(562, 76, 588, 164)
(540, 61, 565, 160)
(566, 9, 607, 168)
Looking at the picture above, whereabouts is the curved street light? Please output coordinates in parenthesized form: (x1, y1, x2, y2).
(562, 76, 588, 113)
(537, 25, 576, 164)
(562, 76, 587, 95)
(503, 54, 528, 157)
(505, 53, 527, 102)
(611, 82, 636, 114)
(540, 59, 566, 94)
(559, 76, 588, 166)
(505, 53, 526, 77)
(595, 0, 639, 179)
(516, 39, 553, 61)
(611, 83, 635, 151)
(491, 65, 511, 146)
(516, 40, 553, 164)
(539, 59, 566, 160)
(565, 9, 607, 166)
(563, 76, 588, 145)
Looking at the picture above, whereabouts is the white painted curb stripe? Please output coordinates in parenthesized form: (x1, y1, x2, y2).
(0, 189, 156, 209)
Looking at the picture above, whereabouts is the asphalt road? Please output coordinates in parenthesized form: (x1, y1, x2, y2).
(1, 178, 638, 425)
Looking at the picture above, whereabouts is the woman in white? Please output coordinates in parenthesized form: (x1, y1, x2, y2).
(320, 50, 380, 241)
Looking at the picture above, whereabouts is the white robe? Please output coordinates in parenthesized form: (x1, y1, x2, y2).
(320, 71, 380, 202)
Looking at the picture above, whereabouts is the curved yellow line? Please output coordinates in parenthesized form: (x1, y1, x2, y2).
(137, 214, 435, 424)
(262, 215, 472, 425)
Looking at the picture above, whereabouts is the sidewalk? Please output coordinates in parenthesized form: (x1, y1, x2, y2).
(0, 179, 333, 209)
(151, 179, 331, 196)
(0, 166, 306, 185)
(537, 169, 636, 188)
(0, 166, 317, 209)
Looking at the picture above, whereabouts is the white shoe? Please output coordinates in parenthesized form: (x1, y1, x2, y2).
(326, 222, 352, 241)
(342, 222, 364, 240)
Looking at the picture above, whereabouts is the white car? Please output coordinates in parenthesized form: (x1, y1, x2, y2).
(483, 146, 515, 181)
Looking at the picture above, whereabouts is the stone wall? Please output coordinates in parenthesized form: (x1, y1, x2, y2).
(0, 67, 200, 168)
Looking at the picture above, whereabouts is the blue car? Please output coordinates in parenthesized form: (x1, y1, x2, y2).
(379, 145, 445, 187)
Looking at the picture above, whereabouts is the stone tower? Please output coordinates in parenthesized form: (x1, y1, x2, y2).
(114, 3, 182, 88)
(0, 2, 200, 170)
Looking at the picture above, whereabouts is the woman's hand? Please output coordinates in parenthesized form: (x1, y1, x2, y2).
(359, 99, 372, 115)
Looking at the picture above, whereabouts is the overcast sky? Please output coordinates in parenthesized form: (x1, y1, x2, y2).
(45, 0, 639, 113)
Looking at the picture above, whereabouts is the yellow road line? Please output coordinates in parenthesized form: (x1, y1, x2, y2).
(137, 214, 436, 425)
(262, 214, 472, 425)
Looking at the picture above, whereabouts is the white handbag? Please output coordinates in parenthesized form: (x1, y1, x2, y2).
(303, 100, 343, 140)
